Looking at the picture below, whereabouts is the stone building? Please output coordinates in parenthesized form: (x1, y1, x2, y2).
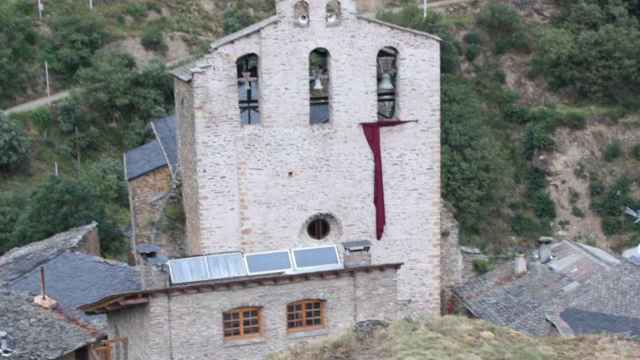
(82, 262, 400, 360)
(173, 0, 441, 315)
(124, 116, 184, 258)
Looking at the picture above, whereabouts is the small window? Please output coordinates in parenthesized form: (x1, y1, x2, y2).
(326, 0, 341, 24)
(237, 54, 260, 125)
(294, 0, 310, 26)
(223, 307, 261, 339)
(287, 300, 325, 332)
(377, 47, 398, 120)
(309, 48, 330, 124)
(307, 218, 330, 239)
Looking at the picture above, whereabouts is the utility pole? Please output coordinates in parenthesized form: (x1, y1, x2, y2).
(44, 61, 51, 97)
(37, 0, 43, 19)
(423, 0, 428, 18)
(89, 0, 94, 10)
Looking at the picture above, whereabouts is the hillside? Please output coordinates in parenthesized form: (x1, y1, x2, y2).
(269, 316, 640, 360)
(2, 0, 640, 262)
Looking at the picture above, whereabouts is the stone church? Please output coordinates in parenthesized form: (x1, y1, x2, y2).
(174, 0, 441, 314)
(85, 1, 443, 358)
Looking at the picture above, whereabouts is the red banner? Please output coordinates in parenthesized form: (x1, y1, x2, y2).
(361, 120, 413, 239)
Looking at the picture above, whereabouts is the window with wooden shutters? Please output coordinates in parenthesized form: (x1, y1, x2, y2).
(287, 300, 325, 332)
(223, 307, 261, 339)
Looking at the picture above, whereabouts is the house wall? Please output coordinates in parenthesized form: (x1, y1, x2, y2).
(127, 167, 172, 247)
(109, 269, 398, 360)
(177, 0, 441, 315)
(175, 80, 201, 256)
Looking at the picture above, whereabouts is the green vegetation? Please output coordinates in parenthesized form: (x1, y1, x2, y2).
(0, 1, 41, 108)
(472, 258, 493, 275)
(141, 25, 168, 53)
(0, 113, 30, 174)
(477, 1, 530, 55)
(271, 316, 640, 360)
(533, 0, 640, 109)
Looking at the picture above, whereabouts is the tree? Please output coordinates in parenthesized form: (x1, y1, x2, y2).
(441, 75, 511, 235)
(12, 176, 124, 256)
(0, 191, 27, 254)
(0, 1, 40, 107)
(0, 112, 30, 174)
(46, 12, 111, 81)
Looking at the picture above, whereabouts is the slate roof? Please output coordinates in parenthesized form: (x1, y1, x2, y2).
(151, 115, 178, 176)
(124, 140, 167, 181)
(454, 240, 640, 337)
(0, 291, 99, 360)
(0, 224, 142, 327)
(559, 308, 640, 338)
(0, 223, 98, 286)
(124, 115, 178, 181)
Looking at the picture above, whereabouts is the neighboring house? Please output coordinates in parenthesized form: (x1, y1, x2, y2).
(124, 115, 179, 255)
(81, 258, 400, 360)
(0, 290, 102, 360)
(454, 239, 640, 338)
(0, 224, 142, 328)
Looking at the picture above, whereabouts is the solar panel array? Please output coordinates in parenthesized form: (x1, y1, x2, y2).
(168, 245, 342, 285)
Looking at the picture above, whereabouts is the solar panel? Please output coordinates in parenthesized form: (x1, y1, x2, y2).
(206, 253, 246, 279)
(168, 257, 209, 284)
(292, 245, 342, 271)
(245, 250, 292, 275)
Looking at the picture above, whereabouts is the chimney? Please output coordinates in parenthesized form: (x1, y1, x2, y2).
(136, 244, 169, 289)
(342, 240, 372, 268)
(538, 237, 554, 263)
(34, 267, 57, 309)
(514, 254, 527, 277)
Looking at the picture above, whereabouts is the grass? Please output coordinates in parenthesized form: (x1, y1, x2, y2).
(270, 317, 640, 360)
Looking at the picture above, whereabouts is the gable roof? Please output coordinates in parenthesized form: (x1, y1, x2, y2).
(454, 240, 639, 337)
(6, 252, 141, 322)
(557, 308, 640, 338)
(0, 225, 141, 326)
(0, 291, 99, 360)
(0, 223, 98, 286)
(151, 115, 178, 177)
(124, 140, 167, 181)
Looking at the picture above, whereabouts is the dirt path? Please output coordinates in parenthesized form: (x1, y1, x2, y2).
(4, 90, 71, 115)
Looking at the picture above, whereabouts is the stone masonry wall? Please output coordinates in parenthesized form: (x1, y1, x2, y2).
(110, 269, 398, 360)
(127, 167, 172, 247)
(175, 80, 201, 256)
(177, 0, 441, 315)
(440, 202, 463, 314)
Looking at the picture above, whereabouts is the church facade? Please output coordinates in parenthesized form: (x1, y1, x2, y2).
(174, 0, 441, 314)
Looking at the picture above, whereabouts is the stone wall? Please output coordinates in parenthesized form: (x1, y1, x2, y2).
(176, 0, 441, 315)
(108, 268, 399, 360)
(127, 167, 172, 247)
(174, 80, 201, 256)
(440, 202, 463, 314)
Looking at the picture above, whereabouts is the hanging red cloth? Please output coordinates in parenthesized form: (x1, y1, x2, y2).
(361, 120, 413, 240)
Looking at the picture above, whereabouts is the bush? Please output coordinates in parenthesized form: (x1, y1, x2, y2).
(504, 105, 530, 124)
(603, 141, 622, 162)
(0, 192, 27, 254)
(511, 213, 548, 237)
(12, 176, 125, 256)
(523, 121, 554, 159)
(141, 26, 167, 53)
(463, 31, 482, 46)
(0, 1, 41, 107)
(632, 144, 640, 161)
(532, 191, 556, 220)
(0, 112, 30, 173)
(30, 107, 52, 137)
(465, 44, 480, 62)
(557, 111, 586, 129)
(125, 3, 148, 20)
(46, 12, 111, 81)
(223, 6, 258, 34)
(472, 259, 493, 274)
(477, 1, 529, 54)
(572, 206, 585, 218)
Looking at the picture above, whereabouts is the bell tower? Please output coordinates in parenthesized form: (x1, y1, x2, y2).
(173, 0, 442, 315)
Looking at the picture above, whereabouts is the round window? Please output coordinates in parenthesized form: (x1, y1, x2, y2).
(307, 218, 330, 240)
